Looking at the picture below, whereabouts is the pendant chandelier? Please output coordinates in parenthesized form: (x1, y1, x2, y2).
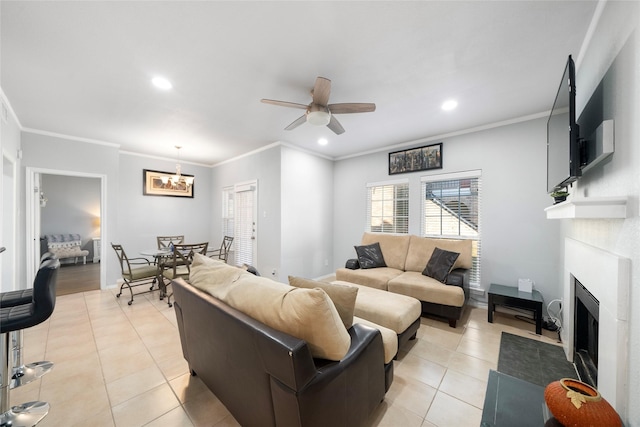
(161, 146, 194, 188)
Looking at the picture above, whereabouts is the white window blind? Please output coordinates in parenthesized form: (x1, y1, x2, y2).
(222, 186, 234, 239)
(366, 182, 409, 234)
(234, 185, 255, 267)
(421, 172, 481, 286)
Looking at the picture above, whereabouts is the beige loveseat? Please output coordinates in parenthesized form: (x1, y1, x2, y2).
(336, 232, 472, 327)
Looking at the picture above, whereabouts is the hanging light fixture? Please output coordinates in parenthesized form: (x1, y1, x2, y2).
(161, 146, 194, 188)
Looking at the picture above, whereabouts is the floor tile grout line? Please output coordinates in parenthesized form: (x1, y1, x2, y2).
(108, 290, 194, 426)
(82, 290, 119, 427)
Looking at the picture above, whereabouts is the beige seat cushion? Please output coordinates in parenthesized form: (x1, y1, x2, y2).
(335, 267, 403, 291)
(289, 276, 358, 328)
(332, 280, 421, 335)
(404, 236, 472, 273)
(388, 271, 465, 307)
(353, 316, 397, 364)
(361, 232, 411, 271)
(189, 254, 350, 361)
(126, 265, 158, 280)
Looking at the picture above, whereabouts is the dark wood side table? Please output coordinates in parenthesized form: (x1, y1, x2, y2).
(487, 283, 543, 335)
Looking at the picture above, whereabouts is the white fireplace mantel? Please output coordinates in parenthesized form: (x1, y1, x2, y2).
(545, 196, 628, 219)
(563, 238, 631, 418)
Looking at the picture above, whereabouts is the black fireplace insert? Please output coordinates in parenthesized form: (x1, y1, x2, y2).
(574, 278, 599, 388)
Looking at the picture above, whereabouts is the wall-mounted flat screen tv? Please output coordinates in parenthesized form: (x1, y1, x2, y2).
(547, 55, 581, 193)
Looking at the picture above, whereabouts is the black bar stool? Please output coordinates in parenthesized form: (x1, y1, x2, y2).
(0, 252, 58, 393)
(0, 258, 59, 426)
(0, 253, 56, 309)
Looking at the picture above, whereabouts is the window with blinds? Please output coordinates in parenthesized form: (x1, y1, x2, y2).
(421, 172, 481, 287)
(222, 187, 234, 239)
(366, 181, 409, 234)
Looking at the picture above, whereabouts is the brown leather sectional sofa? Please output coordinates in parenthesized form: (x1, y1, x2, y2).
(172, 276, 388, 427)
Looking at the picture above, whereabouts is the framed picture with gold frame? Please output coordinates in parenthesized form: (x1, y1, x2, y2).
(143, 169, 194, 198)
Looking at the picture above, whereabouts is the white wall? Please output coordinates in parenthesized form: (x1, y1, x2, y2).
(116, 153, 212, 262)
(209, 144, 335, 283)
(21, 132, 120, 286)
(333, 117, 563, 305)
(563, 2, 639, 424)
(0, 93, 22, 292)
(20, 132, 215, 288)
(210, 145, 282, 279)
(280, 145, 334, 281)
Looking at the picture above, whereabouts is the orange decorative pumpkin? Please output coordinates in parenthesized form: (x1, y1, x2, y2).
(544, 378, 621, 427)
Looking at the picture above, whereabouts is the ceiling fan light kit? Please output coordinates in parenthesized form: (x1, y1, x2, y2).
(261, 76, 375, 135)
(307, 110, 331, 126)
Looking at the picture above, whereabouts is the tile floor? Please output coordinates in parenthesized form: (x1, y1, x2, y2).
(11, 287, 561, 426)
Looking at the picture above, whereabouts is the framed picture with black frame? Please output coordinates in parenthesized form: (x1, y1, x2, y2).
(389, 143, 443, 175)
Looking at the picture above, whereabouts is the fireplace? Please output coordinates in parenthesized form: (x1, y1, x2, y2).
(573, 279, 599, 388)
(563, 238, 630, 418)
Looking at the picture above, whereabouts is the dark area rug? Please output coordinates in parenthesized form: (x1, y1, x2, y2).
(497, 332, 576, 388)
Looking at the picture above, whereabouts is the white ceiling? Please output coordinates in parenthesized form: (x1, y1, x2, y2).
(1, 1, 598, 165)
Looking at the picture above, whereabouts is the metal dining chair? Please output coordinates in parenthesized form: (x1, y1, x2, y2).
(111, 243, 158, 305)
(208, 236, 233, 263)
(156, 235, 184, 250)
(160, 242, 208, 307)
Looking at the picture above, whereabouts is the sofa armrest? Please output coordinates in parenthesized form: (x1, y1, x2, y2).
(345, 258, 360, 270)
(310, 323, 383, 384)
(446, 268, 469, 288)
(269, 323, 386, 427)
(261, 323, 383, 393)
(256, 327, 319, 392)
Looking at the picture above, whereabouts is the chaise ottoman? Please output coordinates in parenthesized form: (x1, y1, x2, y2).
(332, 280, 422, 358)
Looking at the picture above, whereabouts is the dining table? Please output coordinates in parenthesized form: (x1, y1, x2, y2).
(140, 248, 173, 301)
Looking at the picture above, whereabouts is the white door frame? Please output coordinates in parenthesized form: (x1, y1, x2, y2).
(26, 167, 107, 289)
(1, 149, 18, 292)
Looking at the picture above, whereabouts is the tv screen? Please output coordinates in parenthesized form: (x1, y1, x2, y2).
(547, 55, 581, 193)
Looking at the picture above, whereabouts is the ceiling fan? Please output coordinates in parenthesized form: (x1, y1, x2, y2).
(261, 76, 376, 135)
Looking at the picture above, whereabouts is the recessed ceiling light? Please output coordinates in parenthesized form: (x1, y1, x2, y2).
(441, 99, 458, 111)
(152, 76, 172, 90)
(318, 138, 328, 146)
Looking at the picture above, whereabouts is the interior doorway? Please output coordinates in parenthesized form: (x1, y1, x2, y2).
(40, 173, 101, 295)
(1, 151, 17, 292)
(26, 167, 106, 291)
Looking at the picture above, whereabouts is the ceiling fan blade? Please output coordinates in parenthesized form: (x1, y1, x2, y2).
(327, 115, 345, 135)
(261, 99, 309, 110)
(328, 103, 376, 114)
(285, 115, 307, 131)
(312, 77, 331, 106)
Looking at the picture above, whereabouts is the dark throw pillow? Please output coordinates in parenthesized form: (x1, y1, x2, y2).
(423, 247, 460, 283)
(242, 264, 260, 276)
(345, 258, 360, 270)
(354, 242, 387, 269)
